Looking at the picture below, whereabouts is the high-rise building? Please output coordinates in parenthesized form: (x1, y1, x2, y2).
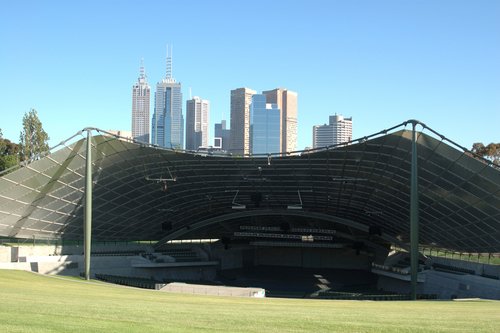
(313, 114, 353, 148)
(131, 60, 150, 143)
(262, 88, 298, 153)
(229, 87, 256, 155)
(250, 94, 280, 154)
(214, 119, 230, 151)
(185, 96, 209, 150)
(152, 46, 184, 149)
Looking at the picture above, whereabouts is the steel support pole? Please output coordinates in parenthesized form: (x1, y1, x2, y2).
(84, 129, 93, 280)
(410, 121, 420, 300)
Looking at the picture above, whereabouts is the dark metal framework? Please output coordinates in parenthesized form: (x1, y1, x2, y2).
(1, 120, 499, 255)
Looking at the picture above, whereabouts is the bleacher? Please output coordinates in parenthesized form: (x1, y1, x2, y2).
(95, 274, 159, 289)
(91, 250, 148, 257)
(160, 249, 199, 262)
(431, 262, 475, 275)
(316, 290, 437, 301)
(480, 273, 500, 280)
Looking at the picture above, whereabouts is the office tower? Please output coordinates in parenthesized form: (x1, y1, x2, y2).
(229, 87, 256, 155)
(262, 88, 298, 153)
(313, 114, 353, 148)
(185, 96, 209, 150)
(214, 119, 230, 151)
(131, 60, 151, 143)
(152, 46, 184, 149)
(250, 94, 280, 154)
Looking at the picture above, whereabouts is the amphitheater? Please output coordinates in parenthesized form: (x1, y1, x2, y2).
(1, 120, 499, 300)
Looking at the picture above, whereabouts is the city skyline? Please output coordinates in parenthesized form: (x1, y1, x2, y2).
(1, 1, 498, 151)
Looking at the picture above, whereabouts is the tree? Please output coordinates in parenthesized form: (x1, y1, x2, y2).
(19, 109, 49, 161)
(0, 128, 20, 172)
(471, 142, 500, 165)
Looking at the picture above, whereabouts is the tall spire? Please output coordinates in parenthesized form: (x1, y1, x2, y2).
(166, 44, 173, 80)
(139, 58, 146, 80)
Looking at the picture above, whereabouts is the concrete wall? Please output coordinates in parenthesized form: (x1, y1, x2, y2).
(0, 244, 216, 283)
(377, 270, 500, 300)
(428, 256, 500, 278)
(422, 270, 500, 300)
(0, 247, 11, 262)
(0, 243, 155, 258)
(159, 282, 265, 297)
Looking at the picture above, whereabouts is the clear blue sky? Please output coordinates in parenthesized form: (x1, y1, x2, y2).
(1, 0, 499, 150)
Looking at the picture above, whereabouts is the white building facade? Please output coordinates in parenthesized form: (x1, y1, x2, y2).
(185, 96, 210, 150)
(313, 115, 352, 148)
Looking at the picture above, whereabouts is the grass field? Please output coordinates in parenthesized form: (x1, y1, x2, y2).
(0, 270, 499, 333)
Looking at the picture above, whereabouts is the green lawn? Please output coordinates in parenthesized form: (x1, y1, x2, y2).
(0, 270, 499, 333)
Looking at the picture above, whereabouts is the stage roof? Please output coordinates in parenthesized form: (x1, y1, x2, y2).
(1, 121, 499, 253)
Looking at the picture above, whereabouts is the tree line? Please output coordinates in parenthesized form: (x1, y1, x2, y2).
(1, 109, 49, 173)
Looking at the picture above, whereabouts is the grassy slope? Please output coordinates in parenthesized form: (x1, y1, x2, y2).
(0, 270, 499, 333)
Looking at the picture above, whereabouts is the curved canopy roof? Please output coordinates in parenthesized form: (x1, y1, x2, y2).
(0, 121, 499, 253)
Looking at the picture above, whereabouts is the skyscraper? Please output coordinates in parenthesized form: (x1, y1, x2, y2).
(185, 96, 209, 150)
(152, 46, 184, 149)
(262, 88, 298, 153)
(250, 94, 280, 154)
(229, 87, 256, 155)
(214, 119, 230, 151)
(131, 60, 150, 143)
(313, 114, 353, 148)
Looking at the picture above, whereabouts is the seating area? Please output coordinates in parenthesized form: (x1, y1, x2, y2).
(160, 249, 199, 262)
(91, 250, 148, 256)
(372, 263, 410, 275)
(316, 290, 437, 301)
(372, 262, 424, 275)
(95, 274, 159, 289)
(480, 273, 500, 280)
(431, 262, 475, 275)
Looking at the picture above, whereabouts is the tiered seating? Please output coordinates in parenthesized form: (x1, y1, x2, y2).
(480, 273, 500, 280)
(372, 263, 409, 275)
(161, 249, 199, 262)
(432, 263, 475, 275)
(372, 256, 425, 275)
(91, 250, 147, 256)
(95, 274, 158, 289)
(316, 290, 437, 301)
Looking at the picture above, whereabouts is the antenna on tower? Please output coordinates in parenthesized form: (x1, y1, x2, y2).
(139, 58, 146, 79)
(189, 87, 192, 99)
(166, 44, 173, 80)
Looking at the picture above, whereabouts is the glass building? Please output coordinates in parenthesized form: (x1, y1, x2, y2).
(152, 47, 184, 149)
(250, 94, 280, 154)
(262, 88, 298, 153)
(214, 119, 230, 151)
